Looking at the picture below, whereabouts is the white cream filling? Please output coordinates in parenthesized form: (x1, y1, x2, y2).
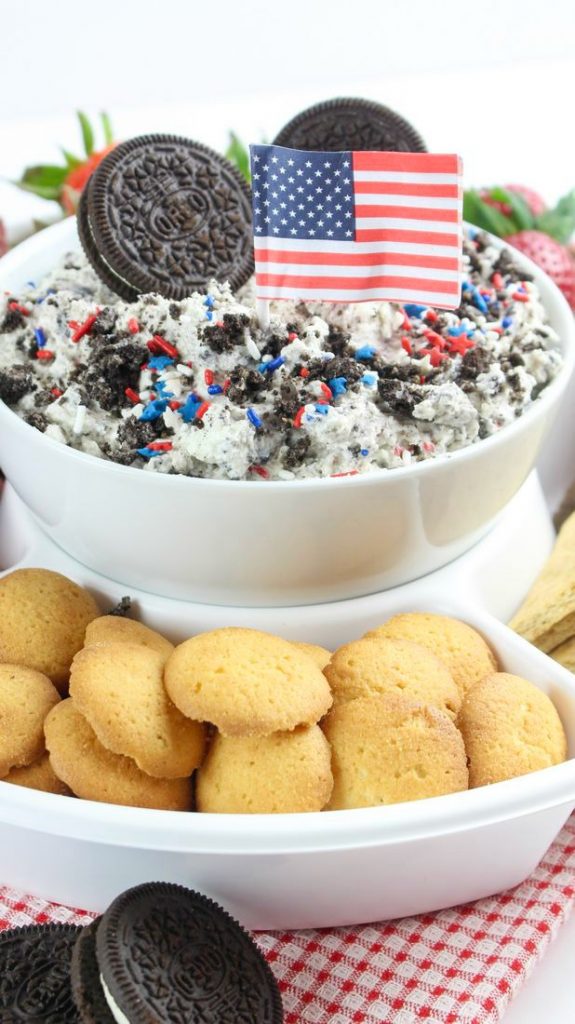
(100, 974, 132, 1024)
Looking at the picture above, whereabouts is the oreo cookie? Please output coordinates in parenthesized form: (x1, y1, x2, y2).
(74, 882, 283, 1022)
(273, 96, 426, 153)
(0, 923, 84, 1022)
(78, 134, 254, 302)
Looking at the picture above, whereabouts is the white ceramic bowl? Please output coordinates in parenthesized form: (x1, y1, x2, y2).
(0, 596, 573, 930)
(0, 218, 573, 606)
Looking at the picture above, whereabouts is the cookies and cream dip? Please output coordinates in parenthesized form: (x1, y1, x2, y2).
(0, 229, 562, 480)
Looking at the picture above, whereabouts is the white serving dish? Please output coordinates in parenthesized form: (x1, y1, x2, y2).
(0, 218, 574, 607)
(0, 594, 573, 930)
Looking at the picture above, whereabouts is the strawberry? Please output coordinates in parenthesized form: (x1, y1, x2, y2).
(505, 230, 575, 308)
(480, 184, 547, 219)
(464, 184, 575, 309)
(0, 219, 7, 258)
(15, 112, 115, 215)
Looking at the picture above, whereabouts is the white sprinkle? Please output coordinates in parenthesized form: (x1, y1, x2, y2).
(245, 334, 261, 361)
(163, 407, 180, 430)
(73, 404, 86, 434)
(176, 363, 194, 377)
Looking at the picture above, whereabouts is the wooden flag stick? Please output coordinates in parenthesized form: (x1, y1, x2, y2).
(256, 297, 270, 331)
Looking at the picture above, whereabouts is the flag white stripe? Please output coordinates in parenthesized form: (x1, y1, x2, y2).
(354, 171, 460, 184)
(254, 237, 461, 257)
(256, 262, 458, 281)
(356, 217, 458, 233)
(355, 194, 460, 209)
(256, 286, 459, 304)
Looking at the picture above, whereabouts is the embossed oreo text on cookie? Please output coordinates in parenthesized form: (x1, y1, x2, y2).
(0, 924, 84, 1023)
(274, 96, 427, 153)
(96, 882, 283, 1023)
(78, 135, 254, 301)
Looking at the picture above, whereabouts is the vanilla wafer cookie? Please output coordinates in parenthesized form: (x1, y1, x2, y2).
(509, 511, 575, 652)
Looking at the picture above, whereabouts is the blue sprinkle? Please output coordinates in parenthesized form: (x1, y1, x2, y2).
(148, 355, 174, 370)
(180, 395, 202, 423)
(205, 310, 213, 321)
(207, 384, 224, 395)
(501, 316, 513, 329)
(467, 226, 479, 239)
(447, 326, 465, 337)
(137, 447, 163, 459)
(328, 377, 347, 397)
(471, 287, 488, 314)
(314, 404, 330, 415)
(139, 398, 169, 422)
(466, 329, 477, 339)
(247, 408, 262, 428)
(403, 304, 427, 317)
(26, 280, 36, 288)
(360, 448, 369, 456)
(154, 381, 174, 398)
(203, 295, 215, 307)
(354, 345, 376, 361)
(258, 355, 285, 373)
(34, 327, 46, 348)
(361, 372, 377, 386)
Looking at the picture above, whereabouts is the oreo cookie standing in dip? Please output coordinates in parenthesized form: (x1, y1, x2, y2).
(78, 134, 254, 302)
(0, 923, 84, 1023)
(73, 882, 283, 1023)
(273, 96, 427, 153)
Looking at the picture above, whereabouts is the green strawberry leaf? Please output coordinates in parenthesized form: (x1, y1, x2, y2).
(77, 111, 94, 156)
(101, 111, 114, 146)
(536, 188, 575, 243)
(463, 190, 516, 237)
(20, 164, 69, 189)
(488, 186, 534, 231)
(61, 148, 83, 170)
(225, 132, 251, 183)
(15, 181, 62, 201)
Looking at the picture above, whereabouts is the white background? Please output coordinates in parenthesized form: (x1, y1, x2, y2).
(1, 2, 575, 1019)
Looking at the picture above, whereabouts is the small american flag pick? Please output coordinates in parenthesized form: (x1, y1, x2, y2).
(250, 144, 463, 309)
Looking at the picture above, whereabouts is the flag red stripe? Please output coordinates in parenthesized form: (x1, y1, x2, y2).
(355, 228, 460, 246)
(354, 181, 460, 198)
(254, 249, 460, 271)
(255, 273, 460, 294)
(355, 204, 459, 223)
(353, 152, 461, 173)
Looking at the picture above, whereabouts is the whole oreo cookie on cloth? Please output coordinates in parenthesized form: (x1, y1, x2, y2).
(74, 881, 283, 1023)
(273, 96, 427, 153)
(0, 923, 84, 1022)
(78, 134, 254, 301)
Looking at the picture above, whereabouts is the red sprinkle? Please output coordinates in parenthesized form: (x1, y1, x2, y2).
(8, 302, 30, 316)
(428, 348, 448, 367)
(35, 349, 54, 361)
(215, 320, 224, 328)
(401, 309, 412, 331)
(249, 464, 270, 479)
(448, 336, 475, 357)
(293, 405, 306, 428)
(425, 309, 438, 323)
(394, 445, 404, 456)
(299, 367, 310, 378)
(419, 376, 426, 385)
(169, 400, 182, 411)
(331, 470, 359, 478)
(195, 401, 211, 420)
(319, 382, 332, 400)
(222, 378, 231, 392)
(287, 332, 298, 342)
(147, 441, 173, 452)
(512, 291, 529, 302)
(423, 441, 436, 452)
(147, 335, 179, 359)
(50, 387, 63, 398)
(125, 387, 141, 405)
(71, 312, 99, 343)
(127, 317, 140, 334)
(492, 272, 504, 290)
(204, 369, 215, 386)
(401, 336, 412, 356)
(423, 329, 446, 350)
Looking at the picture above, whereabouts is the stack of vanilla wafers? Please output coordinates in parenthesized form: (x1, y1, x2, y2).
(510, 509, 575, 670)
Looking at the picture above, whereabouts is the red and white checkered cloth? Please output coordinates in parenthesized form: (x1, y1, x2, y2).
(1, 815, 574, 1024)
